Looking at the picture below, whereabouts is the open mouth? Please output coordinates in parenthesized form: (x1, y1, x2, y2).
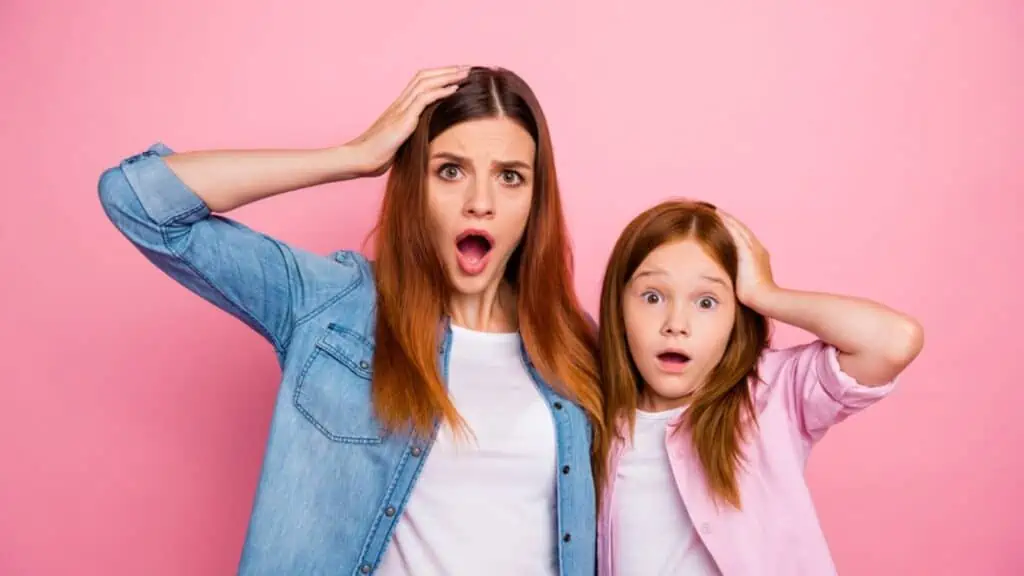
(656, 351, 691, 371)
(455, 229, 494, 275)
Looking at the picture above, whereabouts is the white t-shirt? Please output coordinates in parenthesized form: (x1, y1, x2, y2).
(613, 407, 721, 576)
(377, 324, 558, 576)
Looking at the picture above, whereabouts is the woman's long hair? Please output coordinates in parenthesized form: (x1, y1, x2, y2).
(369, 67, 605, 488)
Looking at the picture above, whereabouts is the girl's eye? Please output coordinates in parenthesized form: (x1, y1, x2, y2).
(697, 296, 718, 310)
(438, 164, 462, 180)
(500, 170, 523, 186)
(642, 291, 662, 305)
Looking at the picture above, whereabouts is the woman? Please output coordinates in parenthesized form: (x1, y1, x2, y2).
(98, 66, 603, 576)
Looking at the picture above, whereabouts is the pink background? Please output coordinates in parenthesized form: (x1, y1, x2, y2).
(2, 1, 1021, 574)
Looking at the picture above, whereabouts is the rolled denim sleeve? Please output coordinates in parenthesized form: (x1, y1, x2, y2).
(98, 143, 345, 356)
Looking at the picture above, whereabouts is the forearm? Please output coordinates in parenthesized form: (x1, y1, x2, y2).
(164, 146, 364, 213)
(748, 287, 924, 386)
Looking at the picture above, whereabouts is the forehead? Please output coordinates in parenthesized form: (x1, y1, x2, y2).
(429, 117, 535, 163)
(632, 238, 727, 283)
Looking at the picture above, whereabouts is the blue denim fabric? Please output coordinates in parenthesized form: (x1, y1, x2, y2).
(98, 143, 597, 576)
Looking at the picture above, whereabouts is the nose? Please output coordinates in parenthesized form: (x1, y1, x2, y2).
(463, 176, 495, 219)
(661, 304, 690, 337)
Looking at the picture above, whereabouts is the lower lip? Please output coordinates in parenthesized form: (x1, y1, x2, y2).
(657, 356, 690, 374)
(456, 249, 491, 276)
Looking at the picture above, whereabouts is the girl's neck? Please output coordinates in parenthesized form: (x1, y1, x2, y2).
(638, 393, 692, 413)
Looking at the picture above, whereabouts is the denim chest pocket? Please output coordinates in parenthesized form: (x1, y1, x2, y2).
(293, 323, 383, 444)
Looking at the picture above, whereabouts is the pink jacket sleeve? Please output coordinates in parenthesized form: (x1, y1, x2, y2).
(758, 340, 898, 443)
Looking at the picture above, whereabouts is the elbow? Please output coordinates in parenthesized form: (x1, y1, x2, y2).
(884, 316, 925, 371)
(97, 165, 129, 222)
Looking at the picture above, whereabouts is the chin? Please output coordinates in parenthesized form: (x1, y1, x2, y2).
(644, 374, 700, 401)
(443, 258, 506, 296)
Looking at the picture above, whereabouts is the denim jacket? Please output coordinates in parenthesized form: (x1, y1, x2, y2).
(98, 144, 597, 575)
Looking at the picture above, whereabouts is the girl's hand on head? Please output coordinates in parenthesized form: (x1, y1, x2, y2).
(344, 66, 471, 177)
(718, 210, 778, 309)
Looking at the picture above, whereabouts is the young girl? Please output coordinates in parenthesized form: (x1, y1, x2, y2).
(595, 200, 924, 575)
(99, 67, 601, 576)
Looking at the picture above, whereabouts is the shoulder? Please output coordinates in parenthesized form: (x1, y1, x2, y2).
(749, 340, 831, 408)
(756, 341, 829, 382)
(290, 249, 378, 323)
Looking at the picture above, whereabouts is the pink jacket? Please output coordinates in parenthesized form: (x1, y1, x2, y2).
(597, 341, 897, 575)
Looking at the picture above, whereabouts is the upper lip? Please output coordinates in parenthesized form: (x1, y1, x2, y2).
(456, 228, 495, 247)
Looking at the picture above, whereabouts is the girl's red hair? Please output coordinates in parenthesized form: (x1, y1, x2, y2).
(598, 200, 770, 507)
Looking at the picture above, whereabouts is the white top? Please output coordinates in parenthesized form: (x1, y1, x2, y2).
(613, 407, 721, 576)
(377, 324, 558, 576)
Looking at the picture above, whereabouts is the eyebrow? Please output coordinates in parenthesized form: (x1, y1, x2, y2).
(631, 268, 668, 281)
(631, 268, 730, 288)
(698, 274, 730, 288)
(430, 152, 533, 171)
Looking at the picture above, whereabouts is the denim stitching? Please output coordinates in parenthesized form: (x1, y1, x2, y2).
(293, 344, 382, 445)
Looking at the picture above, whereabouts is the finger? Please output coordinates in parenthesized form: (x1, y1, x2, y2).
(403, 83, 461, 119)
(400, 66, 464, 94)
(719, 211, 754, 245)
(722, 216, 754, 252)
(716, 210, 743, 238)
(716, 209, 741, 231)
(397, 67, 468, 104)
(398, 68, 469, 113)
(383, 67, 466, 118)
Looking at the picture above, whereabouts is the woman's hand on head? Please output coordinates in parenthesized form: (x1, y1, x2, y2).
(344, 66, 471, 177)
(718, 210, 778, 309)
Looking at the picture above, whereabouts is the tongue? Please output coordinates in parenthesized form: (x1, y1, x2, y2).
(458, 237, 489, 262)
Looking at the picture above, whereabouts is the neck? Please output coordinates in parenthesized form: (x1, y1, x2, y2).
(448, 280, 518, 333)
(638, 387, 696, 412)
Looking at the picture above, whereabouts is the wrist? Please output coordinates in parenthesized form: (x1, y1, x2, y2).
(741, 283, 784, 315)
(322, 145, 370, 182)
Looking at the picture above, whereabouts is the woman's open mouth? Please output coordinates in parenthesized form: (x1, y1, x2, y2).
(455, 229, 494, 276)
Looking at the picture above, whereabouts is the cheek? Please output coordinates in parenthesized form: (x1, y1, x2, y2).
(697, 312, 735, 364)
(621, 300, 647, 339)
(426, 182, 460, 233)
(494, 192, 533, 246)
(623, 305, 658, 359)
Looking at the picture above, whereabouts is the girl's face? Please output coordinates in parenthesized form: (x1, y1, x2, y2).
(622, 238, 738, 411)
(426, 117, 536, 297)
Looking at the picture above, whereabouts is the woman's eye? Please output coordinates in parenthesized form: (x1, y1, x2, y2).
(642, 291, 662, 305)
(697, 296, 718, 310)
(500, 170, 523, 185)
(438, 164, 462, 180)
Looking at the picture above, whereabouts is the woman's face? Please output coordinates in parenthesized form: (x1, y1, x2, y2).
(426, 117, 536, 296)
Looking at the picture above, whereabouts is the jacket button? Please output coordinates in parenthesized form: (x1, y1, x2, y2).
(411, 447, 422, 457)
(360, 564, 371, 574)
(562, 533, 571, 543)
(553, 402, 563, 410)
(359, 360, 369, 370)
(562, 466, 570, 475)
(385, 506, 396, 517)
